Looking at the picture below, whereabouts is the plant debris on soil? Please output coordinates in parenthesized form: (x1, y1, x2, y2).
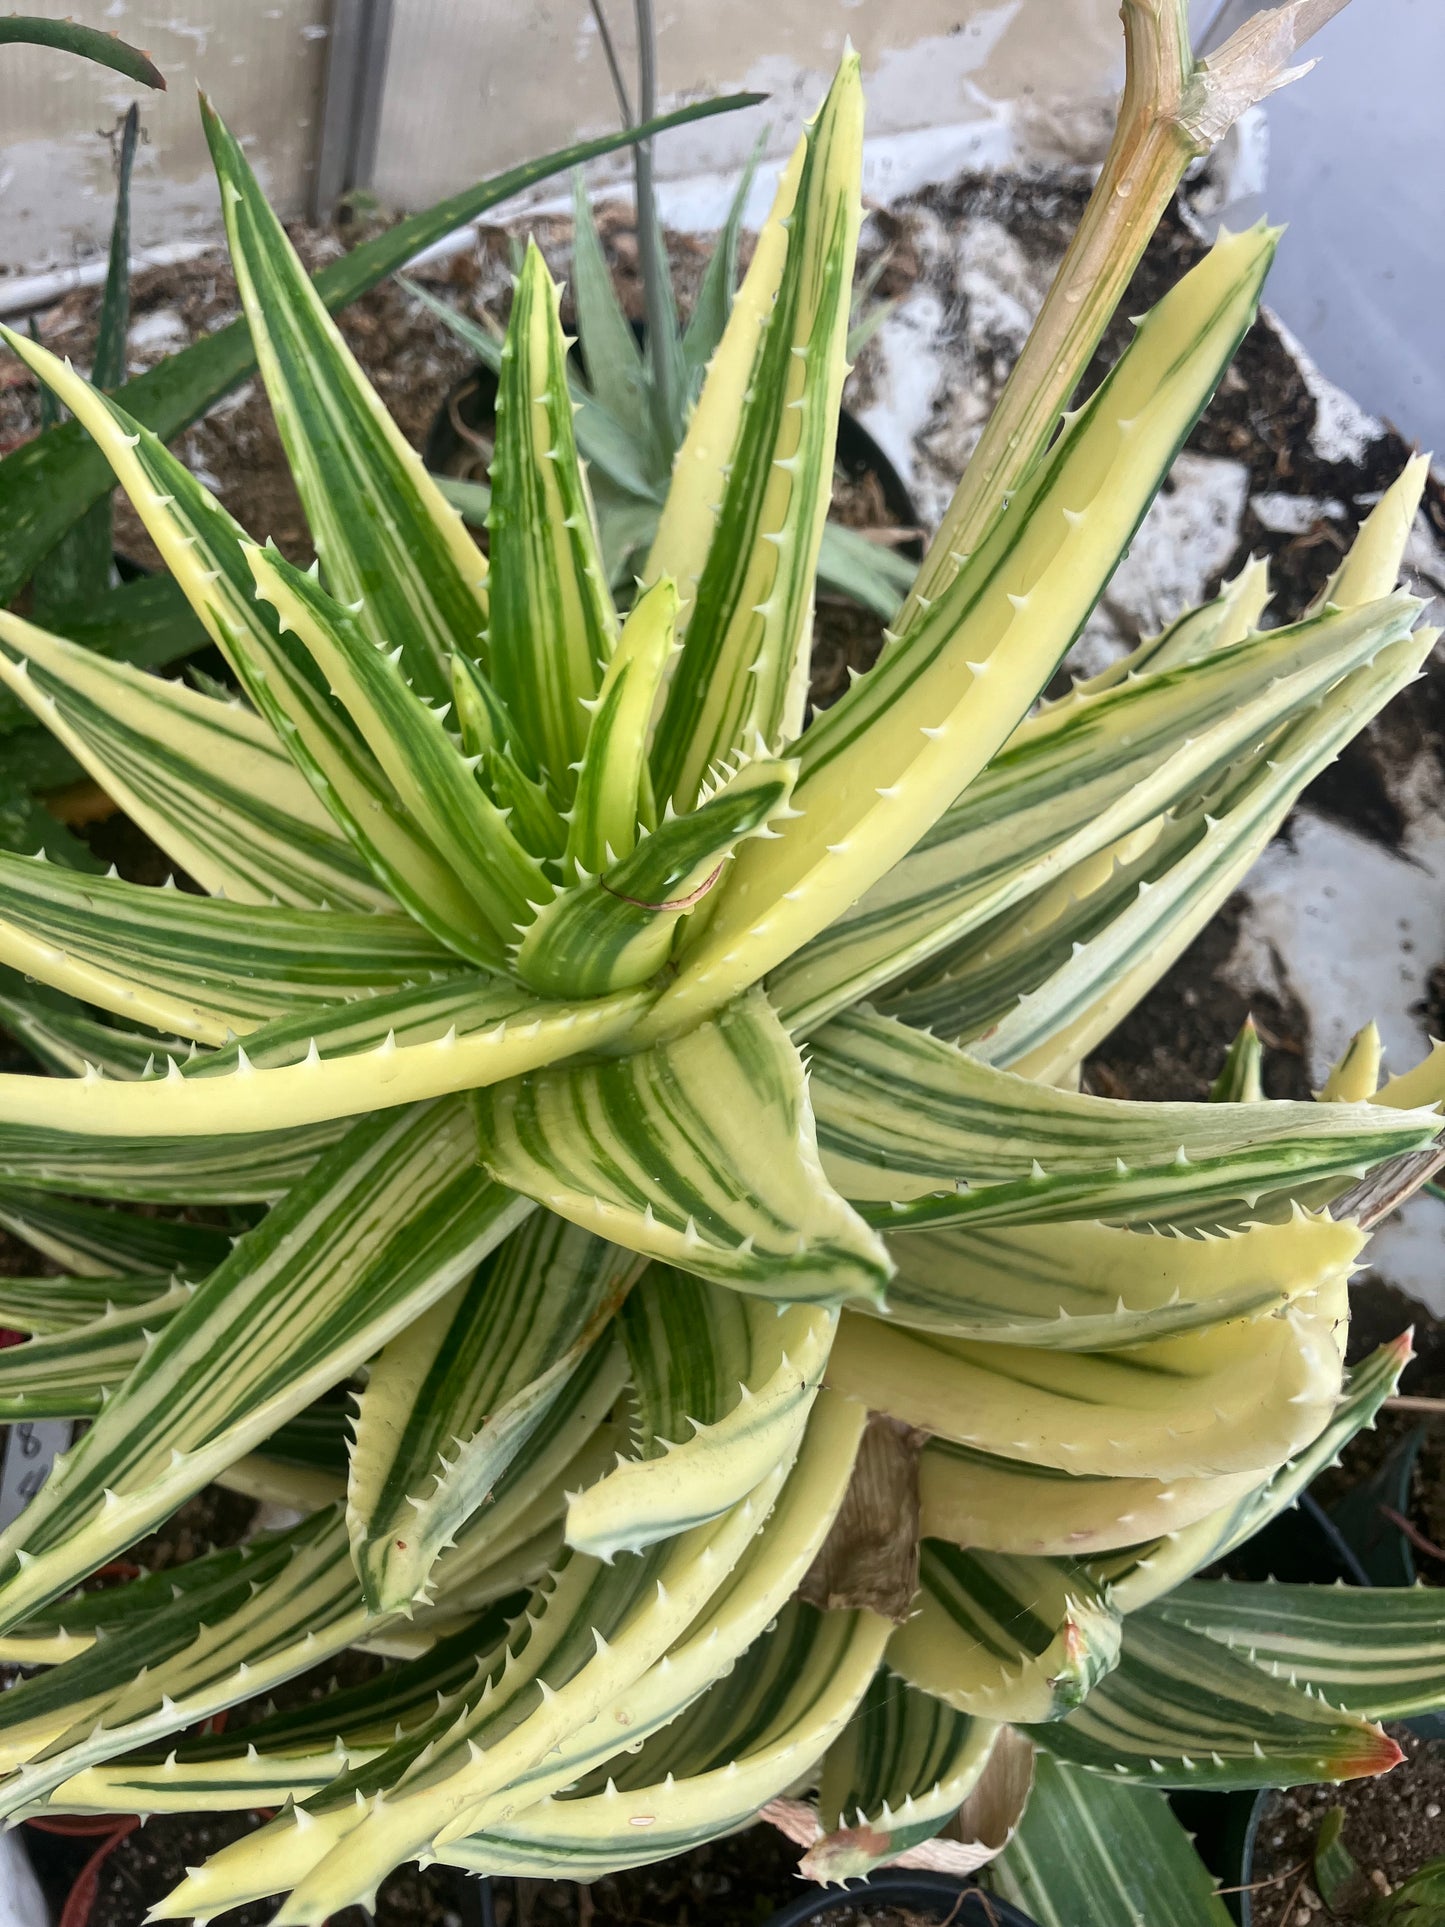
(1247, 1726, 1445, 1927)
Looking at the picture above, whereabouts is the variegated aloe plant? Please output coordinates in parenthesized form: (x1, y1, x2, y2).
(0, 14, 1442, 1926)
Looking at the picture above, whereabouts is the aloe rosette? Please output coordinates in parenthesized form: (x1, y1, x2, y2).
(0, 46, 1441, 1926)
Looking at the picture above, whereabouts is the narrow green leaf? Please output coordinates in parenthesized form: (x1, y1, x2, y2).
(203, 100, 490, 705)
(0, 1186, 231, 1277)
(565, 575, 675, 874)
(1029, 1612, 1401, 1789)
(0, 17, 165, 87)
(651, 54, 864, 810)
(569, 172, 651, 446)
(988, 1753, 1235, 1927)
(487, 241, 619, 789)
(0, 1281, 190, 1418)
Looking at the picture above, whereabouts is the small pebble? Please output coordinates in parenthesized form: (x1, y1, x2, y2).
(1427, 1801, 1441, 1820)
(1370, 1869, 1392, 1897)
(1293, 1909, 1312, 1926)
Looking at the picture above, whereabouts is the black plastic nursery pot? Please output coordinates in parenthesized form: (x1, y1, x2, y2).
(753, 1868, 1042, 1927)
(422, 357, 926, 567)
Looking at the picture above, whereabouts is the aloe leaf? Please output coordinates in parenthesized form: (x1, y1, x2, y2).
(406, 279, 662, 503)
(0, 1281, 191, 1419)
(163, 1393, 863, 1922)
(815, 518, 919, 619)
(349, 1216, 637, 1613)
(0, 1271, 178, 1339)
(1210, 1017, 1265, 1103)
(877, 1208, 1360, 1348)
(0, 849, 461, 1044)
(0, 1102, 529, 1636)
(680, 133, 766, 383)
(893, 1539, 1121, 1724)
(441, 1603, 889, 1879)
(0, 1186, 231, 1277)
(804, 1672, 1001, 1882)
(486, 241, 619, 791)
(1089, 1335, 1410, 1613)
(650, 54, 864, 811)
(565, 575, 675, 874)
(0, 977, 649, 1142)
(918, 1439, 1261, 1562)
(203, 102, 490, 706)
(30, 103, 140, 621)
(0, 17, 165, 87)
(569, 172, 651, 447)
(0, 1116, 342, 1204)
(988, 1753, 1236, 1927)
(644, 224, 1279, 1040)
(771, 591, 1420, 1033)
(0, 96, 759, 608)
(0, 988, 191, 1082)
(249, 544, 548, 938)
(807, 1008, 1437, 1230)
(0, 327, 501, 965)
(0, 605, 390, 910)
(514, 754, 797, 997)
(827, 1266, 1347, 1482)
(1029, 1611, 1402, 1790)
(475, 988, 890, 1304)
(1151, 1580, 1445, 1722)
(564, 1267, 834, 1558)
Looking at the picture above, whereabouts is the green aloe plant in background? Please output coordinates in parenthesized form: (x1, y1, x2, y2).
(408, 0, 915, 617)
(0, 4, 1440, 1923)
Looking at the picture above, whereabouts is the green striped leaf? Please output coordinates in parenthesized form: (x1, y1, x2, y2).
(651, 54, 863, 810)
(0, 1116, 341, 1203)
(1151, 1580, 1445, 1721)
(1210, 1016, 1265, 1103)
(771, 592, 1420, 1032)
(805, 1671, 1001, 1880)
(0, 97, 759, 611)
(1028, 1611, 1402, 1790)
(486, 240, 618, 790)
(1087, 1334, 1411, 1613)
(642, 225, 1279, 1039)
(891, 1539, 1121, 1724)
(0, 1187, 232, 1277)
(0, 980, 649, 1141)
(564, 576, 673, 875)
(1080, 553, 1271, 694)
(475, 989, 890, 1304)
(348, 1214, 637, 1613)
(163, 1393, 864, 1920)
(0, 609, 392, 911)
(515, 754, 797, 997)
(441, 1602, 889, 1880)
(918, 1437, 1261, 1561)
(0, 1281, 190, 1417)
(0, 326, 499, 967)
(0, 1101, 528, 1635)
(565, 1266, 834, 1558)
(0, 1510, 378, 1821)
(0, 1270, 178, 1338)
(0, 988, 191, 1082)
(826, 1264, 1347, 1481)
(250, 544, 547, 940)
(875, 1209, 1361, 1346)
(0, 849, 458, 1045)
(203, 101, 489, 705)
(807, 1009, 1436, 1230)
(44, 1606, 518, 1815)
(954, 633, 1436, 1082)
(988, 1752, 1235, 1927)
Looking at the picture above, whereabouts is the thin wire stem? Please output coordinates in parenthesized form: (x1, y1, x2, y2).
(588, 0, 634, 126)
(632, 0, 677, 440)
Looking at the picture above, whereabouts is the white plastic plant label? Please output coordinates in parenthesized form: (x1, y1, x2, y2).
(0, 1418, 72, 1533)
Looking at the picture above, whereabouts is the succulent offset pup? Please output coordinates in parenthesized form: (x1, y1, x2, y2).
(0, 29, 1441, 1927)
